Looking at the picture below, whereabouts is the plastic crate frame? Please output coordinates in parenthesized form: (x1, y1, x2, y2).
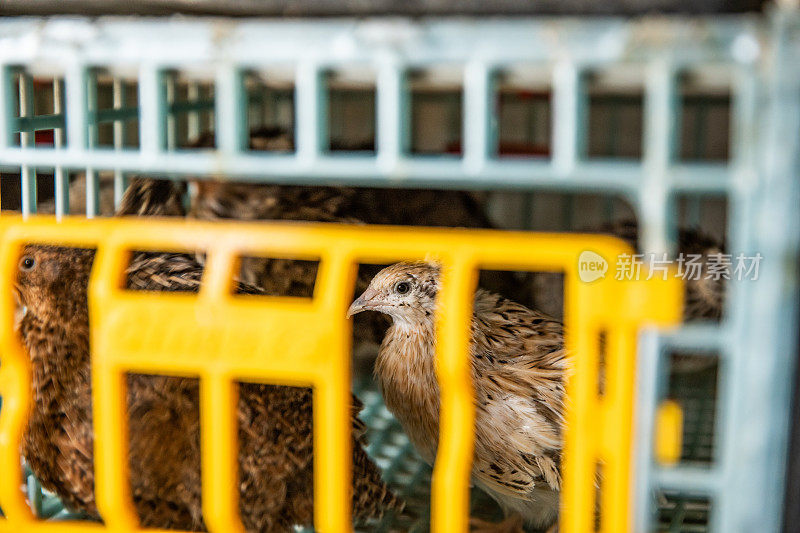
(0, 10, 798, 533)
(0, 217, 680, 533)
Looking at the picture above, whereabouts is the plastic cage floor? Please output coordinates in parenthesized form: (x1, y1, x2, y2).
(1, 369, 716, 532)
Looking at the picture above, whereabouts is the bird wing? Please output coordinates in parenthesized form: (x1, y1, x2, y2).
(469, 290, 567, 496)
(116, 177, 186, 217)
(126, 374, 204, 529)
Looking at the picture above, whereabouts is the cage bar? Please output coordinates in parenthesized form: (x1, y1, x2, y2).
(653, 466, 721, 493)
(65, 64, 88, 152)
(85, 70, 100, 217)
(0, 66, 14, 150)
(138, 64, 166, 155)
(641, 60, 679, 254)
(53, 79, 68, 217)
(552, 61, 586, 175)
(660, 325, 727, 353)
(165, 74, 177, 150)
(187, 81, 201, 141)
(634, 330, 665, 532)
(463, 62, 496, 174)
(295, 63, 327, 163)
(716, 10, 800, 532)
(112, 77, 128, 209)
(376, 62, 409, 173)
(18, 70, 37, 217)
(215, 65, 247, 154)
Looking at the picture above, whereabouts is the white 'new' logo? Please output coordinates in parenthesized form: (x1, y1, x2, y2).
(578, 250, 608, 283)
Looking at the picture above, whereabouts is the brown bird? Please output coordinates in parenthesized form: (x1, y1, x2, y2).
(15, 245, 401, 532)
(348, 261, 566, 532)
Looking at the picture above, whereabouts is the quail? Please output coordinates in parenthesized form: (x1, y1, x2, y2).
(348, 261, 566, 532)
(14, 244, 402, 532)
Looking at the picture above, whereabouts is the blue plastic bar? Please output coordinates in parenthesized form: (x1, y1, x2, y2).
(166, 74, 177, 150)
(86, 70, 100, 218)
(53, 79, 68, 218)
(718, 10, 800, 533)
(552, 61, 584, 175)
(376, 62, 409, 174)
(726, 69, 759, 250)
(463, 62, 495, 174)
(0, 148, 734, 194)
(14, 114, 66, 132)
(653, 466, 722, 493)
(0, 65, 14, 150)
(296, 62, 326, 162)
(640, 60, 679, 254)
(633, 330, 663, 532)
(215, 65, 247, 154)
(188, 81, 201, 140)
(18, 72, 33, 146)
(95, 107, 139, 123)
(19, 70, 36, 216)
(113, 78, 127, 210)
(139, 64, 166, 155)
(659, 324, 728, 353)
(65, 63, 88, 152)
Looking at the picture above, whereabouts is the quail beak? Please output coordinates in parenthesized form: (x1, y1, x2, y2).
(347, 288, 382, 318)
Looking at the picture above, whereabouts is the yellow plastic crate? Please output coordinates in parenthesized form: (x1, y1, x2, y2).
(0, 216, 682, 532)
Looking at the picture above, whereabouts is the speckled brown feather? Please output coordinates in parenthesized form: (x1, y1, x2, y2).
(116, 178, 187, 218)
(16, 246, 401, 532)
(352, 262, 565, 529)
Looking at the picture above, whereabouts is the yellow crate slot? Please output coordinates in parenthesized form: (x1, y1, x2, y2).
(0, 216, 682, 533)
(655, 400, 684, 467)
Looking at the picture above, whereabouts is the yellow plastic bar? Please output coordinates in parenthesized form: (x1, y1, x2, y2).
(655, 400, 684, 466)
(432, 256, 479, 533)
(0, 216, 682, 533)
(201, 375, 243, 533)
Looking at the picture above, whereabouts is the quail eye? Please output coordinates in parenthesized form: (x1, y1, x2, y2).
(394, 281, 411, 295)
(19, 256, 36, 272)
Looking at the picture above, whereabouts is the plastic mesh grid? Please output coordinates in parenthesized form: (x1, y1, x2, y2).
(656, 492, 711, 533)
(650, 361, 717, 532)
